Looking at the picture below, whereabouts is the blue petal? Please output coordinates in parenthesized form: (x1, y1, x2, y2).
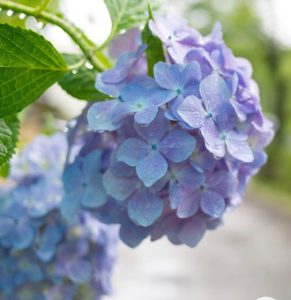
(136, 151, 168, 187)
(117, 138, 149, 167)
(127, 189, 164, 227)
(178, 217, 207, 247)
(87, 101, 119, 132)
(13, 222, 34, 250)
(134, 109, 169, 144)
(95, 73, 122, 97)
(200, 73, 231, 113)
(159, 130, 196, 162)
(177, 95, 207, 128)
(103, 169, 141, 201)
(60, 189, 82, 221)
(200, 190, 225, 218)
(0, 217, 14, 237)
(134, 105, 159, 125)
(119, 220, 151, 248)
(81, 174, 107, 208)
(82, 149, 103, 177)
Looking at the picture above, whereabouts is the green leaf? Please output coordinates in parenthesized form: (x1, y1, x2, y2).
(59, 54, 108, 101)
(0, 23, 68, 117)
(142, 4, 165, 76)
(0, 163, 10, 178)
(0, 115, 19, 167)
(104, 0, 147, 37)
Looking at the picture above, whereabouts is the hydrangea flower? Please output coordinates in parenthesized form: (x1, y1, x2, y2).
(63, 14, 274, 248)
(0, 134, 118, 299)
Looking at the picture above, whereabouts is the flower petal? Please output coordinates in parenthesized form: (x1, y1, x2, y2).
(103, 170, 140, 201)
(201, 118, 225, 158)
(226, 131, 254, 162)
(136, 151, 168, 187)
(81, 174, 107, 208)
(206, 170, 237, 198)
(159, 129, 196, 162)
(177, 95, 207, 128)
(176, 189, 201, 218)
(134, 105, 159, 125)
(117, 138, 149, 167)
(127, 189, 164, 227)
(200, 73, 231, 113)
(178, 217, 206, 247)
(175, 165, 204, 189)
(200, 190, 225, 218)
(134, 109, 169, 144)
(87, 101, 119, 132)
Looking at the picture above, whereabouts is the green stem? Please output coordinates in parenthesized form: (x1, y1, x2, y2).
(0, 0, 109, 71)
(35, 0, 51, 14)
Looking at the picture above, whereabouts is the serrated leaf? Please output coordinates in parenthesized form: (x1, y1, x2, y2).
(59, 54, 108, 101)
(0, 115, 19, 167)
(142, 4, 165, 76)
(104, 0, 147, 36)
(0, 24, 68, 117)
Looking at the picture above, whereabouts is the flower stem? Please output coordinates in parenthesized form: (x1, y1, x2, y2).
(0, 0, 111, 71)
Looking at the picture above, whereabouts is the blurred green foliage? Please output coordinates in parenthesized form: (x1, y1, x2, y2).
(185, 0, 291, 192)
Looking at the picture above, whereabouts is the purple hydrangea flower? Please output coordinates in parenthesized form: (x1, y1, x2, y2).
(63, 14, 274, 248)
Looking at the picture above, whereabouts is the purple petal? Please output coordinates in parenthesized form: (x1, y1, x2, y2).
(226, 131, 254, 162)
(159, 130, 196, 162)
(175, 165, 204, 189)
(66, 258, 92, 283)
(177, 95, 207, 128)
(111, 102, 134, 126)
(127, 189, 164, 227)
(200, 73, 231, 113)
(215, 102, 237, 131)
(178, 217, 207, 247)
(87, 101, 119, 132)
(206, 170, 237, 198)
(201, 118, 225, 158)
(117, 138, 149, 167)
(176, 189, 201, 218)
(134, 109, 169, 144)
(200, 190, 225, 218)
(136, 151, 168, 187)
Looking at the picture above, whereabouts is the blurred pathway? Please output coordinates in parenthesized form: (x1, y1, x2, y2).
(106, 195, 291, 300)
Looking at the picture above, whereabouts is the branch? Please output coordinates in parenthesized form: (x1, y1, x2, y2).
(0, 0, 111, 71)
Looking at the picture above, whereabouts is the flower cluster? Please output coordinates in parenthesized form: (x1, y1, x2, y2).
(0, 134, 118, 300)
(63, 14, 274, 248)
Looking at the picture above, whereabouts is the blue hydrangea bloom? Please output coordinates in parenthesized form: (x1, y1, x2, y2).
(0, 134, 119, 299)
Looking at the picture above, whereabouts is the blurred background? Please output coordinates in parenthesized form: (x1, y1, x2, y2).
(1, 0, 291, 299)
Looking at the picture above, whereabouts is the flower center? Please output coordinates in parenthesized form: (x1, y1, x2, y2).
(151, 144, 158, 150)
(176, 88, 182, 95)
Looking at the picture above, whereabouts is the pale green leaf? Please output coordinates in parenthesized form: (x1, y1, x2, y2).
(104, 0, 147, 36)
(0, 114, 19, 167)
(0, 24, 68, 117)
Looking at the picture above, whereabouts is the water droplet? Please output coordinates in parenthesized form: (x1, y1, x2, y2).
(6, 10, 14, 17)
(72, 70, 78, 75)
(38, 21, 45, 29)
(18, 13, 26, 20)
(85, 62, 93, 70)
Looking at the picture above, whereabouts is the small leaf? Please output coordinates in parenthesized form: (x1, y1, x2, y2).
(104, 0, 147, 36)
(0, 24, 68, 117)
(142, 4, 165, 76)
(59, 54, 108, 101)
(0, 115, 20, 167)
